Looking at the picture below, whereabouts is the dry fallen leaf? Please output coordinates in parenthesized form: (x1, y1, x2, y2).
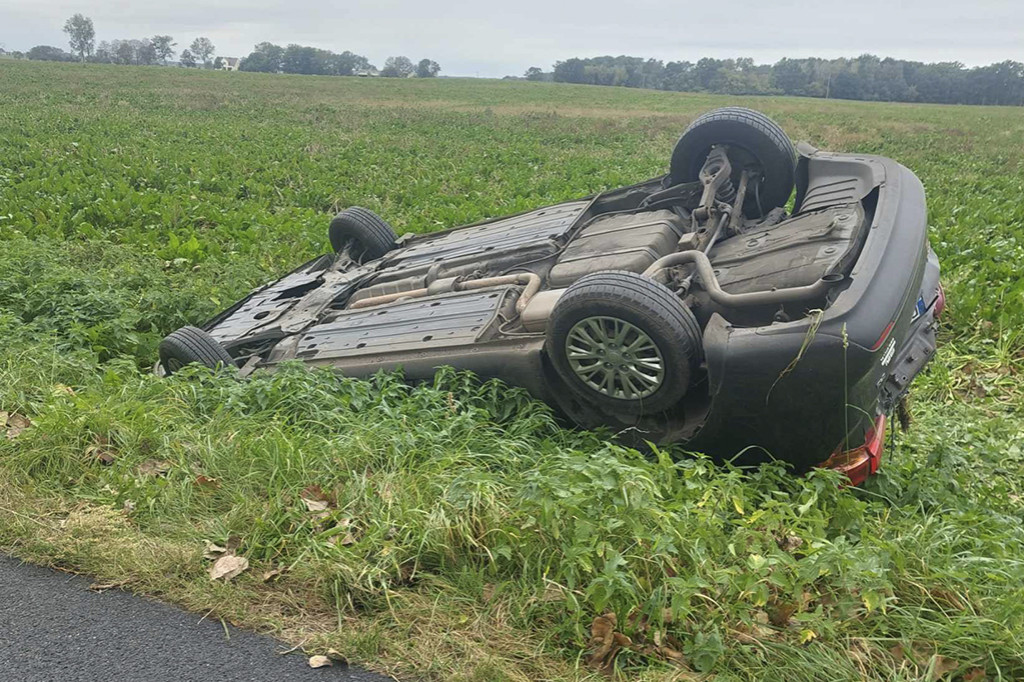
(585, 613, 632, 675)
(481, 583, 496, 602)
(208, 554, 248, 581)
(768, 601, 797, 627)
(778, 535, 804, 553)
(326, 649, 347, 663)
(963, 667, 987, 681)
(262, 568, 284, 582)
(138, 459, 171, 477)
(194, 475, 219, 488)
(300, 484, 334, 512)
(5, 413, 31, 440)
(929, 655, 959, 681)
(203, 540, 229, 560)
(308, 655, 332, 668)
(303, 498, 329, 512)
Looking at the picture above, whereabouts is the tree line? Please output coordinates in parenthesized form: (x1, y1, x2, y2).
(236, 42, 440, 78)
(520, 55, 1024, 106)
(8, 13, 441, 78)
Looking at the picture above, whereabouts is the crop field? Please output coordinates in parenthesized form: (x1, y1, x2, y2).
(1, 60, 1023, 681)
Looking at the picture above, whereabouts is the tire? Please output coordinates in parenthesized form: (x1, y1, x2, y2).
(546, 271, 702, 415)
(669, 107, 796, 217)
(159, 326, 235, 375)
(328, 207, 397, 262)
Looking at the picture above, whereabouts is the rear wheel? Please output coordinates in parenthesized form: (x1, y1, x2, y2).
(159, 326, 234, 375)
(329, 207, 397, 262)
(669, 107, 796, 217)
(546, 271, 702, 415)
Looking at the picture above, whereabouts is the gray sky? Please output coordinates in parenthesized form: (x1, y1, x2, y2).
(2, 0, 1022, 77)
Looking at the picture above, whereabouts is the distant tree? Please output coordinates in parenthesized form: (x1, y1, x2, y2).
(524, 66, 544, 81)
(239, 42, 284, 73)
(381, 56, 414, 78)
(92, 40, 113, 63)
(416, 58, 440, 78)
(151, 35, 176, 64)
(27, 45, 75, 62)
(333, 50, 373, 76)
(179, 49, 196, 68)
(213, 56, 224, 70)
(282, 44, 332, 75)
(552, 58, 586, 83)
(113, 40, 135, 65)
(62, 14, 95, 62)
(190, 37, 215, 66)
(134, 39, 157, 66)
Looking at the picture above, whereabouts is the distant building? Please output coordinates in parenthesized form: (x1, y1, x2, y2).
(353, 67, 379, 77)
(220, 57, 240, 71)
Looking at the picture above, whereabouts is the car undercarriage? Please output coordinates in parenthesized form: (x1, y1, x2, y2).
(159, 108, 942, 480)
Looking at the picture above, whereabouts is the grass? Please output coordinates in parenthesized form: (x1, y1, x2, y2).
(1, 60, 1023, 681)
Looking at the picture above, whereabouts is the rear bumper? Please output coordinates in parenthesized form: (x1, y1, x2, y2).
(687, 150, 937, 472)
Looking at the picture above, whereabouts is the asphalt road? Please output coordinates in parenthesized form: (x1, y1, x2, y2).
(0, 555, 391, 682)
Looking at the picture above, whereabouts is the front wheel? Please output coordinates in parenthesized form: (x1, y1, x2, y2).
(546, 271, 702, 415)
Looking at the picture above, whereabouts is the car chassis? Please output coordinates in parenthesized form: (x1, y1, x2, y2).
(159, 108, 942, 480)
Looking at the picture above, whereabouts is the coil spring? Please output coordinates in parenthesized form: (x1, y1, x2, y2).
(715, 176, 737, 204)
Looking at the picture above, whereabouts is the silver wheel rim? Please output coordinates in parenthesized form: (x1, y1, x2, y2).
(565, 316, 665, 400)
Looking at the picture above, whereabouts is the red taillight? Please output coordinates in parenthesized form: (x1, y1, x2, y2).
(934, 283, 946, 318)
(819, 414, 887, 485)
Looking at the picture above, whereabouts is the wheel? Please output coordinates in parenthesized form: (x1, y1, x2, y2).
(159, 326, 235, 375)
(669, 107, 796, 217)
(328, 207, 397, 262)
(546, 271, 702, 415)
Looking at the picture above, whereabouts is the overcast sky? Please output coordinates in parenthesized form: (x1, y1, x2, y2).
(2, 0, 1022, 77)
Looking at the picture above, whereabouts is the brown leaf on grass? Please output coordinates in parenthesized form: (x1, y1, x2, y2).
(307, 655, 332, 668)
(481, 583, 496, 602)
(778, 535, 804, 553)
(325, 649, 347, 663)
(208, 554, 248, 581)
(203, 540, 229, 560)
(929, 587, 965, 611)
(86, 444, 117, 465)
(585, 613, 632, 675)
(194, 475, 219, 489)
(658, 645, 687, 667)
(4, 413, 31, 440)
(963, 667, 987, 681)
(262, 568, 284, 582)
(767, 601, 797, 627)
(300, 484, 334, 512)
(138, 459, 171, 477)
(929, 655, 959, 681)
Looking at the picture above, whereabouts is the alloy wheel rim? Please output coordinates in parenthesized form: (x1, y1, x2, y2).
(565, 316, 665, 400)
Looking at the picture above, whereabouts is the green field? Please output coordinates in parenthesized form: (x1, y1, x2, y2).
(1, 60, 1023, 681)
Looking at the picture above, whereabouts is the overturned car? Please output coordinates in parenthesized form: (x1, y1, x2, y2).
(159, 108, 942, 481)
